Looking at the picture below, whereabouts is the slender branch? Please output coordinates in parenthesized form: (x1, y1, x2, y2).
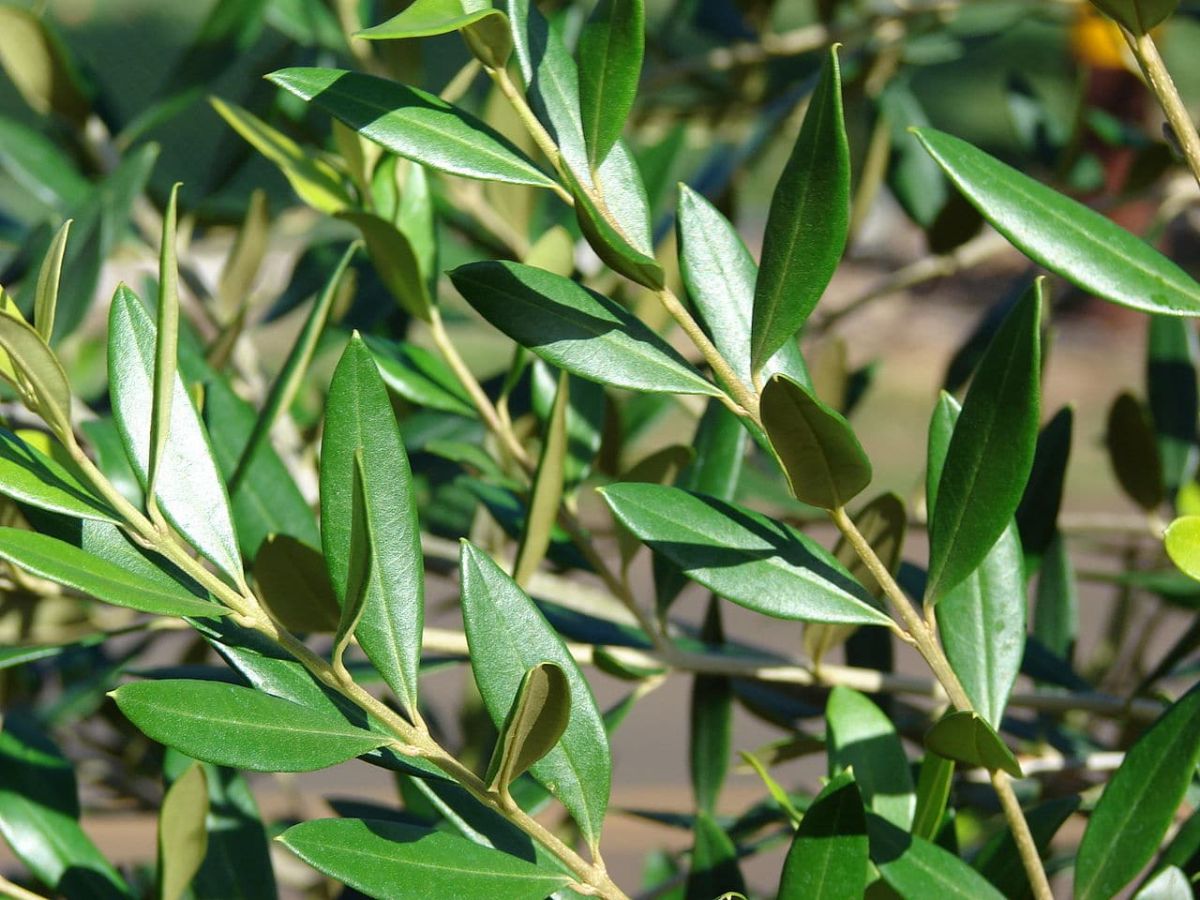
(483, 65, 574, 205)
(0, 874, 51, 900)
(1124, 28, 1200, 190)
(993, 771, 1054, 900)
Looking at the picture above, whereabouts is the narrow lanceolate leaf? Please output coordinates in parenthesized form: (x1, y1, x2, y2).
(604, 483, 890, 626)
(33, 219, 70, 342)
(267, 68, 557, 190)
(210, 97, 352, 213)
(333, 452, 373, 668)
(110, 680, 389, 772)
(914, 127, 1200, 316)
(339, 212, 430, 321)
(929, 393, 1026, 726)
(924, 712, 1022, 777)
(279, 818, 571, 900)
(149, 183, 183, 506)
(577, 0, 644, 166)
(686, 812, 744, 899)
(216, 188, 269, 319)
(1035, 532, 1079, 663)
(868, 815, 1005, 899)
(676, 184, 810, 391)
(1165, 516, 1200, 580)
(1015, 406, 1074, 562)
(486, 663, 572, 794)
(321, 336, 424, 716)
(1147, 315, 1199, 493)
(1090, 0, 1180, 34)
(0, 527, 221, 618)
(450, 261, 719, 396)
(0, 428, 117, 522)
(158, 762, 209, 900)
(690, 599, 731, 814)
(751, 46, 850, 372)
(513, 371, 568, 586)
(109, 286, 243, 584)
(1107, 391, 1165, 511)
(827, 687, 915, 829)
(778, 772, 868, 900)
(912, 753, 955, 841)
(926, 281, 1041, 602)
(564, 165, 663, 289)
(253, 535, 340, 632)
(0, 7, 89, 123)
(358, 0, 511, 68)
(460, 543, 611, 847)
(1075, 682, 1200, 899)
(0, 312, 73, 436)
(761, 373, 871, 509)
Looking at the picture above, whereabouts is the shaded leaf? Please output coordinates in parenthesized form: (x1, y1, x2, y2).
(868, 814, 1004, 899)
(340, 211, 431, 321)
(912, 753, 955, 842)
(1090, 0, 1180, 34)
(513, 370, 568, 586)
(158, 763, 209, 900)
(778, 772, 868, 900)
(486, 662, 572, 794)
(827, 686, 915, 829)
(1107, 391, 1164, 511)
(924, 711, 1021, 777)
(685, 812, 744, 900)
(253, 535, 340, 632)
(1147, 315, 1198, 494)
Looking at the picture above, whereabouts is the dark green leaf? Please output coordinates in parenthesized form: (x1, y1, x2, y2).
(1015, 406, 1074, 562)
(912, 753, 955, 842)
(0, 115, 89, 210)
(603, 483, 891, 625)
(1034, 532, 1078, 664)
(924, 711, 1021, 776)
(530, 361, 603, 495)
(1107, 391, 1165, 511)
(685, 811, 744, 900)
(158, 762, 209, 900)
(459, 542, 611, 848)
(868, 814, 1004, 899)
(486, 662, 572, 794)
(108, 286, 243, 584)
(321, 335, 424, 715)
(0, 428, 117, 522)
(356, 0, 512, 68)
(267, 68, 558, 190)
(253, 535, 340, 632)
(110, 680, 389, 772)
(577, 0, 644, 166)
(778, 771, 868, 900)
(751, 46, 850, 371)
(761, 373, 871, 509)
(449, 261, 718, 395)
(279, 818, 571, 899)
(926, 281, 1041, 602)
(1076, 681, 1200, 899)
(690, 598, 731, 814)
(565, 165, 663, 289)
(676, 184, 810, 392)
(914, 128, 1200, 316)
(0, 713, 130, 899)
(1090, 0, 1180, 34)
(827, 686, 915, 829)
(0, 527, 220, 618)
(1147, 316, 1198, 494)
(366, 336, 476, 417)
(340, 211, 431, 321)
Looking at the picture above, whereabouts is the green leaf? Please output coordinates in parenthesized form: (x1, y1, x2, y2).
(216, 188, 269, 319)
(1165, 515, 1200, 580)
(914, 127, 1200, 316)
(0, 527, 221, 618)
(267, 68, 558, 190)
(148, 183, 183, 506)
(929, 391, 1026, 726)
(0, 713, 130, 899)
(333, 451, 373, 668)
(751, 46, 850, 372)
(1075, 681, 1200, 899)
(449, 260, 718, 396)
(738, 750, 803, 826)
(0, 428, 118, 523)
(1106, 391, 1164, 511)
(924, 711, 1021, 777)
(577, 0, 644, 166)
(109, 285, 243, 585)
(1034, 531, 1078, 664)
(513, 370, 568, 586)
(868, 814, 1004, 899)
(0, 115, 90, 211)
(279, 818, 571, 900)
(1090, 0, 1180, 34)
(973, 796, 1079, 899)
(486, 662, 572, 794)
(158, 762, 209, 900)
(530, 361, 604, 495)
(253, 535, 341, 632)
(676, 184, 810, 392)
(366, 336, 476, 417)
(1015, 406, 1074, 563)
(826, 686, 915, 829)
(0, 6, 90, 123)
(685, 812, 744, 900)
(690, 599, 731, 814)
(1147, 315, 1198, 493)
(565, 165, 664, 289)
(110, 680, 389, 772)
(778, 772, 868, 900)
(210, 96, 351, 213)
(926, 280, 1041, 602)
(33, 219, 70, 343)
(0, 309, 73, 436)
(761, 373, 871, 509)
(320, 335, 424, 716)
(339, 212, 430, 321)
(356, 0, 512, 68)
(525, 224, 575, 277)
(459, 542, 611, 848)
(602, 483, 891, 626)
(911, 753, 955, 842)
